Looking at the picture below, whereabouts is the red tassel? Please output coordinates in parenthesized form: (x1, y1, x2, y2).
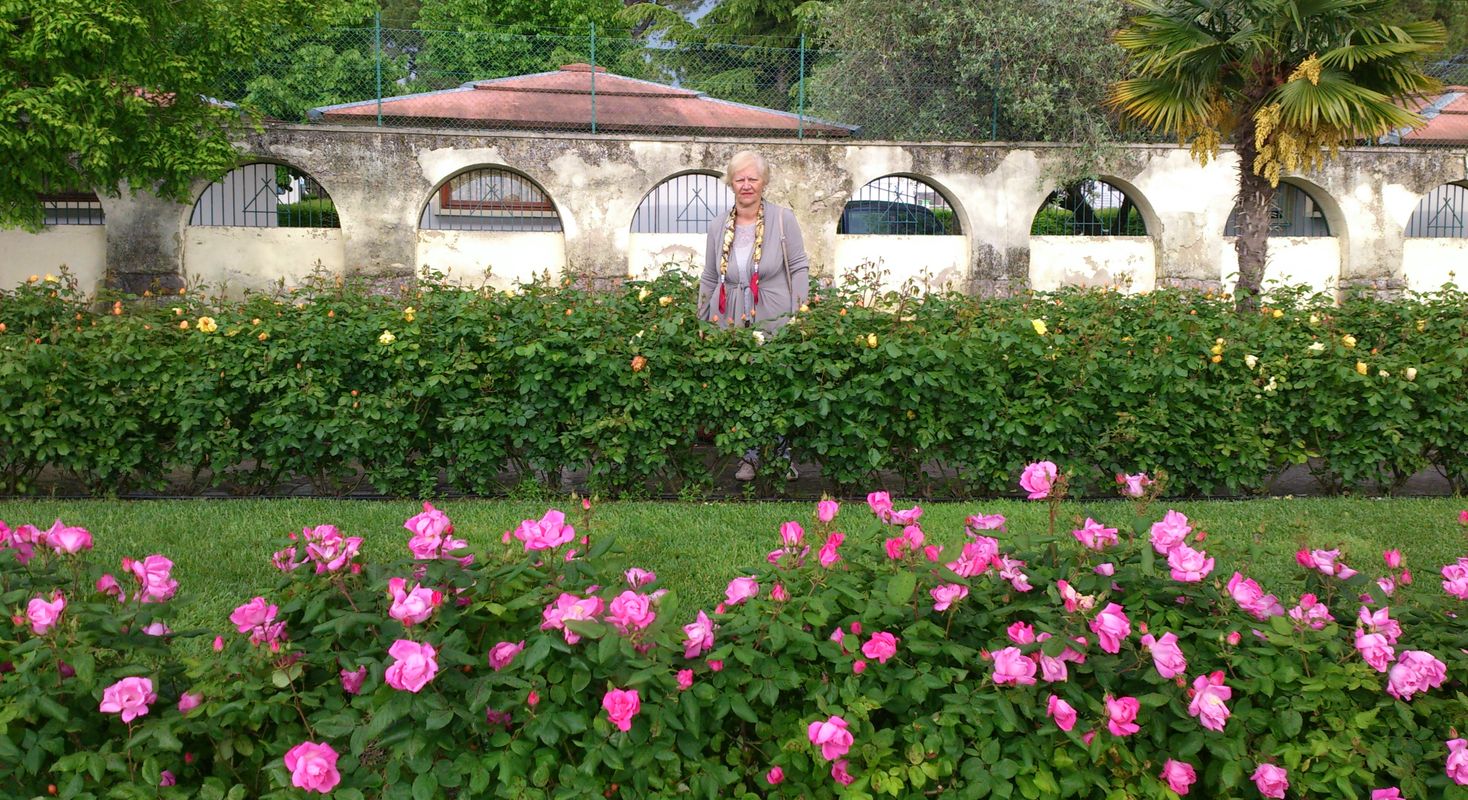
(718, 283, 727, 315)
(751, 271, 760, 306)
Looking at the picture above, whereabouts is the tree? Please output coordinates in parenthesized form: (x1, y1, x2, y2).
(803, 0, 1129, 143)
(0, 0, 366, 230)
(1110, 0, 1445, 311)
(1388, 0, 1468, 53)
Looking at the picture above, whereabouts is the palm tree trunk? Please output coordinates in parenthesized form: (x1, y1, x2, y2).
(1233, 125, 1275, 313)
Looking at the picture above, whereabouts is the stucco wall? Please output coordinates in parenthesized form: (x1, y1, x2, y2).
(1030, 237, 1157, 293)
(1401, 239, 1468, 292)
(416, 231, 566, 290)
(626, 233, 705, 280)
(5, 125, 1465, 299)
(1219, 238, 1342, 296)
(184, 228, 346, 294)
(832, 235, 968, 292)
(0, 226, 107, 292)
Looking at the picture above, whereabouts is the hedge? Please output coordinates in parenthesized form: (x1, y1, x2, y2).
(1, 271, 1465, 498)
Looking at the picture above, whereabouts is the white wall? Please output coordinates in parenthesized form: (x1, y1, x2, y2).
(626, 233, 705, 280)
(415, 230, 566, 290)
(832, 235, 967, 292)
(0, 227, 107, 294)
(184, 228, 346, 294)
(1029, 237, 1157, 293)
(1401, 240, 1468, 292)
(1220, 237, 1341, 295)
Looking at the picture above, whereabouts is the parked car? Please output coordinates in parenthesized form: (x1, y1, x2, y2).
(838, 200, 949, 235)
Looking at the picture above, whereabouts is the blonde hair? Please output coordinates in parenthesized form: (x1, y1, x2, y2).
(722, 150, 770, 187)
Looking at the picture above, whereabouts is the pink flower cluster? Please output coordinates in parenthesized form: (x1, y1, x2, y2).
(406, 502, 472, 563)
(230, 597, 286, 648)
(123, 554, 178, 603)
(1226, 572, 1284, 620)
(274, 524, 364, 573)
(1, 519, 95, 564)
(1287, 593, 1335, 630)
(1295, 547, 1359, 580)
(1443, 557, 1468, 600)
(387, 577, 442, 626)
(541, 593, 604, 644)
(866, 491, 921, 525)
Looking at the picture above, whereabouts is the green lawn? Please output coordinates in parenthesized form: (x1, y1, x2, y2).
(3, 497, 1464, 637)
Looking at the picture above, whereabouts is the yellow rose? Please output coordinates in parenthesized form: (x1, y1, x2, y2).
(258, 331, 269, 341)
(1244, 354, 1258, 370)
(1377, 369, 1390, 378)
(798, 303, 809, 313)
(659, 296, 673, 307)
(1415, 319, 1426, 333)
(1210, 344, 1223, 356)
(637, 288, 651, 302)
(403, 307, 416, 322)
(197, 317, 217, 333)
(1272, 309, 1283, 318)
(1031, 319, 1048, 336)
(178, 320, 189, 330)
(1355, 361, 1368, 375)
(1210, 354, 1222, 364)
(866, 333, 878, 348)
(378, 330, 396, 346)
(43, 274, 57, 283)
(1342, 334, 1357, 349)
(1405, 367, 1418, 381)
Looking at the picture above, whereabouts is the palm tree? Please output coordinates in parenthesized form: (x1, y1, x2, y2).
(1109, 0, 1445, 311)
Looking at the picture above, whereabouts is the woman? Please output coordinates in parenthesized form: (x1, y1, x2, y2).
(698, 150, 809, 481)
(698, 150, 809, 334)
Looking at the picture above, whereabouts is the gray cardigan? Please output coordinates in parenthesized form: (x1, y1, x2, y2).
(697, 201, 810, 331)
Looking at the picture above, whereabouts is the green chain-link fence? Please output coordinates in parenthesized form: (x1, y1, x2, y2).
(214, 21, 1468, 146)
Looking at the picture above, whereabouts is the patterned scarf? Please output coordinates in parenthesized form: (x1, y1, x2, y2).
(717, 203, 764, 316)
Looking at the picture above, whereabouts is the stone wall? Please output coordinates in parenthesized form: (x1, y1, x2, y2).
(2, 124, 1465, 297)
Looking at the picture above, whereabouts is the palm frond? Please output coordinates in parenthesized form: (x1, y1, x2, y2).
(1110, 76, 1218, 136)
(1271, 69, 1426, 135)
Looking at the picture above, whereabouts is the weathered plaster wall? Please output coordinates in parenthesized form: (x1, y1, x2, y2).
(0, 226, 107, 290)
(1220, 238, 1344, 295)
(2, 125, 1464, 299)
(184, 228, 346, 293)
(415, 231, 566, 290)
(1030, 237, 1157, 293)
(832, 235, 968, 292)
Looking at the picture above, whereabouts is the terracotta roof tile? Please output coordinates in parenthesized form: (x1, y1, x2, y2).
(311, 64, 856, 137)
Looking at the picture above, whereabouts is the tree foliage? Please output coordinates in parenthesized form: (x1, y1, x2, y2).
(1109, 0, 1445, 311)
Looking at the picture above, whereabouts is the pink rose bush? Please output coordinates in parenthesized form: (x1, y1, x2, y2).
(4, 499, 1467, 799)
(1019, 460, 1058, 499)
(26, 592, 65, 634)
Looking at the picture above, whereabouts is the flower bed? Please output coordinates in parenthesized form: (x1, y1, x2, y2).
(3, 471, 1467, 798)
(2, 272, 1467, 497)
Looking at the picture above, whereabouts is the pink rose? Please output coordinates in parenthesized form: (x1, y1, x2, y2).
(1443, 559, 1468, 600)
(284, 741, 341, 794)
(818, 532, 844, 568)
(488, 641, 525, 671)
(1019, 460, 1058, 499)
(1167, 544, 1215, 582)
(1226, 630, 1242, 646)
(1383, 549, 1403, 569)
(1007, 621, 1035, 645)
(527, 690, 539, 707)
(991, 646, 1037, 686)
(1046, 695, 1077, 731)
(26, 593, 65, 635)
(861, 632, 898, 664)
(99, 676, 156, 723)
(1287, 593, 1334, 630)
(1105, 695, 1140, 736)
(779, 521, 805, 547)
(540, 593, 603, 645)
(125, 554, 178, 603)
(514, 509, 576, 551)
(384, 639, 438, 693)
(212, 636, 224, 651)
(890, 505, 923, 526)
(947, 538, 998, 577)
(966, 513, 1007, 531)
(1251, 763, 1288, 799)
(1161, 759, 1197, 795)
(624, 567, 656, 587)
(272, 546, 303, 572)
(1370, 789, 1403, 800)
(1094, 562, 1115, 576)
(707, 659, 723, 672)
(831, 758, 854, 785)
(1038, 652, 1068, 683)
(724, 576, 759, 606)
(676, 669, 693, 690)
(602, 688, 640, 732)
(1385, 650, 1447, 701)
(1227, 572, 1284, 620)
(866, 491, 894, 522)
(1057, 580, 1095, 613)
(682, 610, 714, 658)
(1071, 518, 1118, 550)
(340, 665, 367, 694)
(141, 621, 170, 637)
(770, 583, 789, 602)
(1119, 472, 1153, 497)
(998, 556, 1033, 592)
(1187, 671, 1232, 731)
(883, 537, 907, 561)
(404, 501, 452, 540)
(1358, 606, 1402, 644)
(96, 573, 124, 601)
(1447, 738, 1468, 785)
(607, 591, 657, 634)
(44, 520, 93, 554)
(1089, 603, 1131, 654)
(387, 577, 441, 626)
(1140, 632, 1188, 679)
(159, 770, 176, 786)
(931, 583, 969, 611)
(177, 692, 202, 714)
(766, 766, 785, 785)
(852, 659, 867, 674)
(807, 715, 854, 760)
(817, 500, 839, 523)
(1149, 510, 1192, 555)
(302, 524, 363, 573)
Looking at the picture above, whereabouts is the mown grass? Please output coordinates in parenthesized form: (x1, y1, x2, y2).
(2, 497, 1464, 637)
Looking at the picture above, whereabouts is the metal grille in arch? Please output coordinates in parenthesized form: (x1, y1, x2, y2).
(421, 168, 562, 232)
(631, 173, 734, 234)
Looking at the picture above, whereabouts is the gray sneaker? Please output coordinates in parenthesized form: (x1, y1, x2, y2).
(735, 460, 757, 481)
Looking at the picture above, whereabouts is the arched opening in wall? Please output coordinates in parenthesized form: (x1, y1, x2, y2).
(190, 163, 340, 228)
(835, 175, 965, 292)
(1221, 180, 1338, 295)
(420, 167, 562, 232)
(1028, 178, 1156, 293)
(1224, 182, 1331, 237)
(1030, 179, 1146, 236)
(418, 166, 566, 288)
(1401, 181, 1468, 292)
(183, 162, 346, 295)
(627, 171, 732, 278)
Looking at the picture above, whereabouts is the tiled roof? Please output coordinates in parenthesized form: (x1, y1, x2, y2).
(1399, 85, 1468, 144)
(310, 64, 857, 137)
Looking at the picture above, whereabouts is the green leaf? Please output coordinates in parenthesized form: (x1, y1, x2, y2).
(886, 570, 918, 605)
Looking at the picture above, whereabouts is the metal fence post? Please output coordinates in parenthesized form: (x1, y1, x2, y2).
(990, 54, 999, 141)
(375, 11, 383, 127)
(797, 33, 806, 140)
(590, 23, 598, 134)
